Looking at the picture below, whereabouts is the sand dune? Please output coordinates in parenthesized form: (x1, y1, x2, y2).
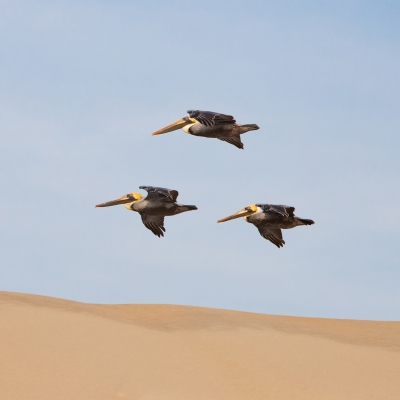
(1, 291, 399, 399)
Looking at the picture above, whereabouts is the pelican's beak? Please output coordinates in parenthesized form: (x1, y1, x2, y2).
(152, 117, 191, 135)
(95, 194, 135, 208)
(217, 207, 255, 223)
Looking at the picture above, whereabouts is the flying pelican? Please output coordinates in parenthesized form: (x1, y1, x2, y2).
(152, 110, 259, 149)
(217, 204, 314, 248)
(95, 186, 198, 237)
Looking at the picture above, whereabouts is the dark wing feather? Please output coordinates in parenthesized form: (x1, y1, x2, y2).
(139, 186, 178, 203)
(217, 135, 244, 149)
(257, 204, 295, 218)
(140, 214, 166, 238)
(257, 225, 285, 248)
(187, 110, 236, 127)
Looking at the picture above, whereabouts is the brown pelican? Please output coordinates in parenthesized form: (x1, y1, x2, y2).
(217, 204, 314, 248)
(95, 186, 197, 237)
(152, 110, 259, 149)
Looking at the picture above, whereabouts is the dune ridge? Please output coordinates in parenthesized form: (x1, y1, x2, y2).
(1, 291, 399, 399)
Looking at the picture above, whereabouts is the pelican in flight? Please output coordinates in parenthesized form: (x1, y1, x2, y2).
(152, 110, 259, 149)
(95, 186, 197, 237)
(217, 204, 314, 248)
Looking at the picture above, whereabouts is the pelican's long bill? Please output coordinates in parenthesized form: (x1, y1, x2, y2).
(217, 206, 257, 223)
(152, 117, 192, 135)
(95, 194, 136, 208)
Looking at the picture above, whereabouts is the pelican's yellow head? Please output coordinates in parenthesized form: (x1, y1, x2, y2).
(95, 192, 142, 209)
(152, 116, 197, 135)
(217, 204, 259, 223)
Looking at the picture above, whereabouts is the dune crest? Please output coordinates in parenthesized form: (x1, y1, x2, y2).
(1, 291, 399, 399)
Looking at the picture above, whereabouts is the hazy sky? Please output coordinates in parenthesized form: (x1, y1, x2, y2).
(1, 0, 399, 320)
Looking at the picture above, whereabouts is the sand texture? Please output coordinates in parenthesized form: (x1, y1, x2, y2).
(1, 291, 399, 399)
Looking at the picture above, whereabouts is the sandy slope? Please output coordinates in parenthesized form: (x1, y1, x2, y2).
(0, 291, 399, 400)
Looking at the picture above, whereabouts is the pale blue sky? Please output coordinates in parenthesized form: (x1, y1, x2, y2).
(1, 0, 399, 319)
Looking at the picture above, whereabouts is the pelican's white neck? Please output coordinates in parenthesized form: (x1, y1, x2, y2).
(182, 123, 196, 133)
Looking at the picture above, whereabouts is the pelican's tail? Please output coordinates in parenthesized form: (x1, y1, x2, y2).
(241, 124, 259, 131)
(297, 218, 315, 225)
(176, 205, 198, 214)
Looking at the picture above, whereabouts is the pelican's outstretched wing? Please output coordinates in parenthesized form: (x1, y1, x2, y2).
(257, 225, 285, 248)
(139, 186, 179, 203)
(217, 135, 244, 149)
(140, 213, 166, 237)
(187, 110, 236, 127)
(257, 204, 295, 218)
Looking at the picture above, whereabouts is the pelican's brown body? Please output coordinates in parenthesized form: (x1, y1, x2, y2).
(153, 110, 259, 149)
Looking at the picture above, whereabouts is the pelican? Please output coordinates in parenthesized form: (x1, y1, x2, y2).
(217, 204, 314, 248)
(95, 186, 198, 237)
(152, 110, 259, 149)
